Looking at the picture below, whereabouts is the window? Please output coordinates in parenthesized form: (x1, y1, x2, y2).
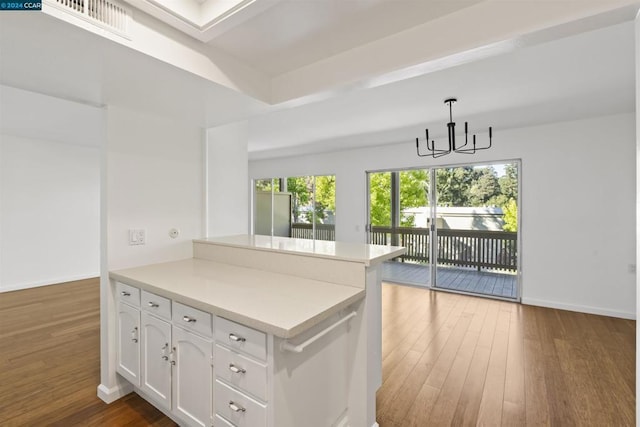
(252, 175, 336, 241)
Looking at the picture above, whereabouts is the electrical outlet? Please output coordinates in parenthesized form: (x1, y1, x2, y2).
(169, 228, 180, 239)
(129, 229, 146, 245)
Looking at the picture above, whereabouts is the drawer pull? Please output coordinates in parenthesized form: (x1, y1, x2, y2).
(228, 364, 246, 374)
(228, 401, 246, 413)
(147, 301, 159, 308)
(130, 327, 138, 343)
(228, 333, 246, 343)
(120, 291, 131, 297)
(183, 316, 197, 323)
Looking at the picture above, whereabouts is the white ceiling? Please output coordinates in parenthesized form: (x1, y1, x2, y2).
(247, 21, 635, 158)
(206, 0, 481, 76)
(0, 2, 636, 160)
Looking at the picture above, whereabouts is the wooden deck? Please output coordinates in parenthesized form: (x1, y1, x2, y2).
(382, 261, 518, 299)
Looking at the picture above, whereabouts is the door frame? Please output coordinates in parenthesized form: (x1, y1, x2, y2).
(366, 158, 522, 302)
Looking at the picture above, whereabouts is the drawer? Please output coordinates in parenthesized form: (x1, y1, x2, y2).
(215, 380, 266, 427)
(141, 290, 171, 320)
(215, 344, 267, 401)
(172, 301, 212, 338)
(216, 317, 266, 361)
(116, 282, 140, 307)
(214, 414, 234, 427)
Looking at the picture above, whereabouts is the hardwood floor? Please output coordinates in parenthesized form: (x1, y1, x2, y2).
(377, 284, 636, 426)
(0, 278, 175, 427)
(0, 279, 635, 426)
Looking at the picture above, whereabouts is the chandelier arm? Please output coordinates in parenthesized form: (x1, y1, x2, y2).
(416, 138, 450, 157)
(457, 127, 493, 152)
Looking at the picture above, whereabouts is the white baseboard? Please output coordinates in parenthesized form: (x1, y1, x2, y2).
(522, 297, 636, 320)
(97, 383, 134, 404)
(0, 273, 99, 293)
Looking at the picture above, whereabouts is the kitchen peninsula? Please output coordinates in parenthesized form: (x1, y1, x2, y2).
(100, 235, 404, 427)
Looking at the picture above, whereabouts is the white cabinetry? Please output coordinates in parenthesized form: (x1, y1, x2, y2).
(172, 325, 213, 427)
(116, 283, 140, 386)
(214, 317, 268, 427)
(114, 281, 353, 427)
(117, 282, 213, 427)
(141, 311, 172, 410)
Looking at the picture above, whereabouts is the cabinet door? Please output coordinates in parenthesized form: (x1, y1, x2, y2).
(117, 302, 140, 386)
(173, 326, 213, 427)
(141, 312, 172, 410)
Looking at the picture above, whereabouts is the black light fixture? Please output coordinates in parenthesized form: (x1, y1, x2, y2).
(415, 98, 492, 158)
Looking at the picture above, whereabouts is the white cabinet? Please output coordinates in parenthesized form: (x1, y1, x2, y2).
(141, 311, 172, 411)
(117, 301, 140, 386)
(214, 317, 268, 427)
(114, 281, 351, 427)
(117, 282, 213, 427)
(172, 325, 213, 427)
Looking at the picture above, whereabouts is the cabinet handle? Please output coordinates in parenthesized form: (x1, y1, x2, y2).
(130, 327, 138, 343)
(121, 291, 131, 297)
(228, 401, 246, 413)
(183, 316, 196, 323)
(148, 301, 159, 308)
(228, 333, 246, 343)
(228, 364, 246, 374)
(161, 343, 169, 361)
(170, 346, 176, 366)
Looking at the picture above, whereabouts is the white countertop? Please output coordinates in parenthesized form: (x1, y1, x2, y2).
(194, 234, 405, 266)
(111, 258, 365, 338)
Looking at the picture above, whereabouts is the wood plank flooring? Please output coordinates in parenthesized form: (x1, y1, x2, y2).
(0, 278, 635, 426)
(377, 284, 636, 426)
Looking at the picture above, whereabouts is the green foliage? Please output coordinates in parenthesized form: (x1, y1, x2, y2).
(435, 167, 475, 206)
(369, 172, 392, 226)
(314, 175, 336, 222)
(468, 168, 499, 206)
(369, 164, 519, 232)
(502, 198, 518, 232)
(254, 178, 280, 192)
(498, 164, 518, 201)
(286, 176, 311, 223)
(399, 170, 429, 226)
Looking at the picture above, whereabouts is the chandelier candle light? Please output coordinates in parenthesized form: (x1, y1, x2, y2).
(415, 98, 493, 158)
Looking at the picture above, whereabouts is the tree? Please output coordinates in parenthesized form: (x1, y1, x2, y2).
(498, 164, 518, 201)
(435, 167, 475, 206)
(468, 167, 499, 206)
(254, 178, 280, 192)
(399, 170, 429, 226)
(368, 171, 429, 227)
(502, 198, 518, 232)
(286, 176, 311, 223)
(314, 175, 336, 223)
(369, 172, 392, 226)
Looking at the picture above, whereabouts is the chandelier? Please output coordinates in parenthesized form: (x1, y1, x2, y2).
(415, 98, 493, 158)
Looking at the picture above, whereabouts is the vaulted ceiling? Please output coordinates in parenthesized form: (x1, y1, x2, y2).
(0, 0, 637, 158)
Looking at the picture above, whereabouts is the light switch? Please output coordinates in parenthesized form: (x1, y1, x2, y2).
(129, 229, 146, 245)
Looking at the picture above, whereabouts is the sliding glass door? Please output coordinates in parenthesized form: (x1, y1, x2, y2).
(368, 161, 520, 301)
(368, 169, 432, 287)
(252, 175, 336, 241)
(433, 164, 519, 299)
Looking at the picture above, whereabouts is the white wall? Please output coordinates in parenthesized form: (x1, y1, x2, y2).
(634, 10, 639, 419)
(107, 106, 203, 270)
(206, 121, 249, 237)
(250, 113, 636, 319)
(0, 86, 102, 291)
